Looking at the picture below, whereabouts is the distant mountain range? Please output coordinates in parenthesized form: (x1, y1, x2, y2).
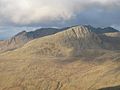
(85, 25, 119, 34)
(0, 25, 119, 53)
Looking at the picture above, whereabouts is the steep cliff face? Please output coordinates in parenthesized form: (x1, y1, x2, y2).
(6, 26, 104, 57)
(0, 31, 31, 52)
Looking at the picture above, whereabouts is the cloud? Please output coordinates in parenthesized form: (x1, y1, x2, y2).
(0, 0, 120, 27)
(0, 0, 78, 25)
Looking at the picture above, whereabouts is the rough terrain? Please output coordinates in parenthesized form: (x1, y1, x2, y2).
(0, 25, 120, 90)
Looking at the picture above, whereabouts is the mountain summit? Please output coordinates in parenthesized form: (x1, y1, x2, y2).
(0, 25, 119, 53)
(5, 26, 104, 57)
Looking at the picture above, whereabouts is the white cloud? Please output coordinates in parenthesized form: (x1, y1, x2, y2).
(0, 0, 120, 26)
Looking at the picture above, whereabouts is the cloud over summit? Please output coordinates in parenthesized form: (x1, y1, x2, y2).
(0, 0, 120, 25)
(0, 0, 120, 27)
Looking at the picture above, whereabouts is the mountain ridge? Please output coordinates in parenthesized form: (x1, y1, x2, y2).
(0, 25, 119, 53)
(3, 26, 106, 57)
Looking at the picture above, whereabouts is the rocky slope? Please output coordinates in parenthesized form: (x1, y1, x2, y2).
(0, 31, 32, 52)
(104, 32, 120, 37)
(0, 25, 119, 53)
(0, 28, 64, 53)
(4, 25, 105, 57)
(99, 32, 120, 50)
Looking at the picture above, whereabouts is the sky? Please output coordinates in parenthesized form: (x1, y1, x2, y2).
(0, 0, 120, 39)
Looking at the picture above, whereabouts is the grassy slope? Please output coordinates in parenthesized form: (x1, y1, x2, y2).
(0, 53, 120, 90)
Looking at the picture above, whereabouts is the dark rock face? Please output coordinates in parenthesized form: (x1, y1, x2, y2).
(85, 25, 119, 34)
(27, 28, 64, 38)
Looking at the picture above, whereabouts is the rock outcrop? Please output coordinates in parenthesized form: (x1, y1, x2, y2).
(0, 28, 63, 53)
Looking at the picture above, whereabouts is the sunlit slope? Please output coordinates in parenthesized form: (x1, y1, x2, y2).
(4, 26, 103, 57)
(0, 53, 120, 90)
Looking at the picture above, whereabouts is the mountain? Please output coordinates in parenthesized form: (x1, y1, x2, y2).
(99, 32, 120, 50)
(85, 25, 119, 34)
(0, 28, 64, 53)
(0, 31, 32, 53)
(104, 32, 120, 37)
(0, 25, 119, 53)
(4, 25, 106, 57)
(0, 25, 120, 90)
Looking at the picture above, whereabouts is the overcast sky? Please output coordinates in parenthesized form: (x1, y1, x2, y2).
(0, 0, 120, 39)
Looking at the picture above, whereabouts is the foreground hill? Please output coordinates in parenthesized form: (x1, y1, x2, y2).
(0, 50, 120, 90)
